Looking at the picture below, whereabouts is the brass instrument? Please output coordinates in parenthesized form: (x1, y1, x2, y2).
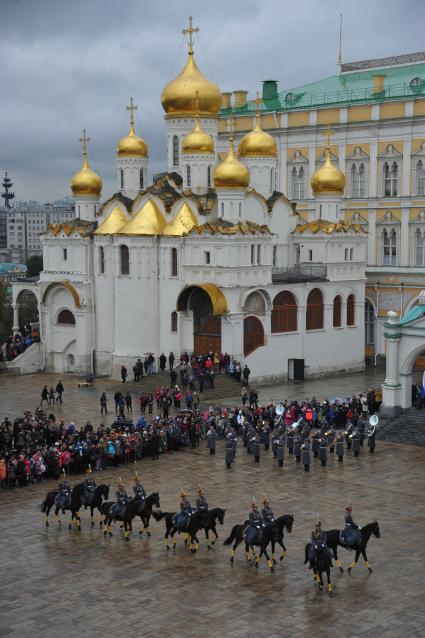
(327, 430, 346, 449)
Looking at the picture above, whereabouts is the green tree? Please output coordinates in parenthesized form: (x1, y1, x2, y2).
(0, 284, 13, 344)
(26, 254, 43, 277)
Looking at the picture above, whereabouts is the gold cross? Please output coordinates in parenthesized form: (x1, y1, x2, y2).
(79, 129, 90, 155)
(228, 117, 234, 141)
(254, 91, 262, 116)
(126, 96, 137, 124)
(183, 16, 199, 52)
(323, 125, 335, 148)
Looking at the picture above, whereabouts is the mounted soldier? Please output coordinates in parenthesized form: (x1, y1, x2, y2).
(81, 465, 96, 507)
(341, 505, 362, 545)
(133, 472, 146, 506)
(244, 500, 263, 545)
(172, 489, 193, 529)
(110, 478, 129, 519)
(308, 520, 333, 562)
(196, 486, 209, 526)
(55, 468, 71, 510)
(261, 496, 275, 527)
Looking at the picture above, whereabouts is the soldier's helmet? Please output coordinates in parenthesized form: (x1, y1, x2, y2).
(251, 499, 258, 509)
(197, 485, 204, 496)
(118, 477, 124, 487)
(180, 488, 187, 498)
(134, 471, 140, 482)
(86, 465, 92, 474)
(263, 495, 269, 505)
(346, 505, 352, 512)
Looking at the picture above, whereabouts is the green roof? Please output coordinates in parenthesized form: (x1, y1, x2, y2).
(398, 304, 425, 326)
(221, 61, 425, 116)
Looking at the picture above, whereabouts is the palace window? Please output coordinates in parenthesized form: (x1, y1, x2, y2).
(382, 229, 397, 265)
(416, 160, 425, 196)
(171, 311, 178, 333)
(120, 245, 130, 275)
(171, 247, 178, 276)
(57, 309, 75, 325)
(333, 295, 342, 328)
(291, 166, 305, 199)
(347, 294, 355, 326)
(415, 228, 425, 266)
(271, 291, 297, 333)
(306, 288, 324, 331)
(365, 300, 375, 346)
(350, 163, 366, 197)
(99, 246, 105, 273)
(173, 136, 179, 167)
(383, 161, 398, 197)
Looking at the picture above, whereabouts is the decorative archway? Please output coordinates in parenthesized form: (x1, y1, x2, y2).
(16, 289, 39, 327)
(244, 316, 265, 356)
(177, 283, 227, 355)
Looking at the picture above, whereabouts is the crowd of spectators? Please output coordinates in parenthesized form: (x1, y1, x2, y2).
(1, 324, 40, 362)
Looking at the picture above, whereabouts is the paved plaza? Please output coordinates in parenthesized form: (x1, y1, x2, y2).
(1, 370, 425, 638)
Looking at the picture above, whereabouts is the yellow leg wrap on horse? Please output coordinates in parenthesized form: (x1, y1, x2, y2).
(255, 556, 260, 564)
(272, 553, 275, 560)
(231, 549, 235, 557)
(195, 543, 199, 551)
(335, 559, 341, 567)
(364, 561, 370, 568)
(145, 527, 149, 534)
(245, 551, 251, 561)
(328, 584, 333, 592)
(350, 561, 357, 568)
(173, 539, 177, 546)
(267, 560, 273, 569)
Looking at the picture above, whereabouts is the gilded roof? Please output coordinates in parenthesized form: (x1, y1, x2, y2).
(43, 219, 97, 237)
(293, 219, 367, 235)
(94, 206, 128, 235)
(163, 202, 198, 236)
(118, 199, 167, 235)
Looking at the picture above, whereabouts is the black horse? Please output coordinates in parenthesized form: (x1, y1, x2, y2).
(101, 498, 142, 541)
(41, 483, 85, 529)
(223, 514, 294, 571)
(305, 543, 333, 595)
(136, 492, 161, 536)
(152, 509, 202, 552)
(201, 507, 226, 549)
(325, 521, 380, 574)
(82, 484, 110, 527)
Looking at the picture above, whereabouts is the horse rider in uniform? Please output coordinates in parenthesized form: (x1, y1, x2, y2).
(133, 472, 146, 506)
(308, 520, 333, 562)
(244, 500, 263, 546)
(261, 496, 275, 527)
(301, 439, 311, 472)
(81, 465, 96, 507)
(225, 432, 234, 468)
(341, 505, 362, 545)
(196, 485, 208, 520)
(173, 489, 193, 529)
(55, 468, 71, 511)
(110, 478, 129, 519)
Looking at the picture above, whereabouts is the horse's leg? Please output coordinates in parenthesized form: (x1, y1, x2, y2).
(333, 544, 344, 573)
(107, 516, 113, 536)
(245, 541, 252, 564)
(279, 539, 287, 561)
(76, 508, 81, 531)
(68, 509, 73, 530)
(205, 528, 212, 550)
(318, 570, 323, 591)
(45, 502, 52, 527)
(230, 536, 240, 564)
(90, 505, 95, 527)
(211, 525, 218, 545)
(171, 528, 177, 550)
(144, 513, 151, 536)
(55, 506, 61, 526)
(348, 548, 360, 574)
(327, 568, 333, 596)
(164, 522, 171, 549)
(362, 547, 373, 573)
(124, 520, 130, 541)
(262, 545, 274, 572)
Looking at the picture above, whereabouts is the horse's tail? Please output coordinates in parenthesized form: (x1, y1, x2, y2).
(40, 498, 48, 512)
(304, 543, 310, 564)
(152, 510, 169, 521)
(223, 524, 240, 545)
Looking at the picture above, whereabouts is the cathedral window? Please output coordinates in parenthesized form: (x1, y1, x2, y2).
(99, 246, 105, 273)
(207, 166, 211, 188)
(63, 248, 68, 261)
(382, 229, 397, 265)
(243, 316, 265, 356)
(120, 245, 130, 275)
(204, 251, 211, 265)
(186, 165, 191, 188)
(239, 202, 242, 217)
(333, 295, 342, 327)
(291, 166, 304, 199)
(383, 161, 398, 197)
(365, 299, 375, 345)
(57, 309, 76, 325)
(306, 288, 324, 331)
(347, 294, 355, 326)
(257, 245, 261, 264)
(139, 169, 144, 190)
(416, 160, 425, 195)
(271, 291, 297, 333)
(251, 245, 255, 264)
(270, 168, 274, 192)
(415, 228, 425, 266)
(171, 311, 178, 333)
(120, 168, 124, 190)
(173, 136, 179, 167)
(272, 245, 277, 266)
(171, 247, 178, 276)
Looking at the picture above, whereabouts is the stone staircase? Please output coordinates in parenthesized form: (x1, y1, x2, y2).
(113, 370, 242, 402)
(378, 407, 425, 446)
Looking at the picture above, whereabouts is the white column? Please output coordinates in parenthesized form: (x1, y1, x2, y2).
(12, 304, 19, 333)
(381, 311, 402, 415)
(369, 142, 378, 198)
(400, 207, 409, 267)
(402, 138, 412, 197)
(368, 208, 377, 265)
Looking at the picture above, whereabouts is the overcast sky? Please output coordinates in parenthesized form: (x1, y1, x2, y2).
(1, 0, 424, 203)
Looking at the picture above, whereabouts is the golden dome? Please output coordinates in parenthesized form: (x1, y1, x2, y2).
(311, 146, 346, 195)
(117, 123, 148, 157)
(182, 117, 214, 154)
(213, 137, 249, 189)
(71, 155, 102, 197)
(163, 202, 198, 235)
(238, 115, 277, 157)
(161, 50, 222, 117)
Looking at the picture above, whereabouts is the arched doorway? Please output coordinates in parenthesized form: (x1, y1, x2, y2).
(244, 316, 264, 356)
(66, 353, 75, 372)
(16, 289, 39, 328)
(177, 284, 227, 355)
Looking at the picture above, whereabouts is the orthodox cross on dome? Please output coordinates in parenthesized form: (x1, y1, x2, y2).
(126, 96, 138, 125)
(183, 16, 199, 53)
(79, 129, 90, 157)
(228, 116, 235, 142)
(254, 91, 262, 116)
(322, 125, 335, 149)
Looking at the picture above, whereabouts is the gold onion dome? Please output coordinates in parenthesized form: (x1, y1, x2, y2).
(117, 123, 148, 157)
(238, 116, 277, 157)
(71, 130, 102, 197)
(213, 137, 249, 189)
(311, 145, 346, 195)
(182, 117, 214, 154)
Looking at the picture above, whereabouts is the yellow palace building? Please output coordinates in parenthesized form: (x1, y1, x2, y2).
(218, 51, 425, 362)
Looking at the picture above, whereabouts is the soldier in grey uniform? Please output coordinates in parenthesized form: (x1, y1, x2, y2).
(286, 429, 294, 455)
(318, 438, 328, 467)
(293, 434, 301, 463)
(225, 433, 234, 468)
(82, 465, 96, 506)
(311, 432, 320, 458)
(247, 425, 256, 454)
(207, 427, 217, 455)
(196, 486, 208, 526)
(133, 472, 146, 505)
(110, 478, 128, 519)
(301, 440, 311, 472)
(341, 505, 361, 545)
(252, 433, 261, 463)
(261, 423, 271, 451)
(352, 430, 361, 457)
(276, 432, 285, 467)
(261, 497, 275, 526)
(367, 425, 376, 453)
(272, 431, 278, 458)
(335, 434, 345, 462)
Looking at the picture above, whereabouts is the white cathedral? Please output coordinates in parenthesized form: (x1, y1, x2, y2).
(25, 21, 368, 383)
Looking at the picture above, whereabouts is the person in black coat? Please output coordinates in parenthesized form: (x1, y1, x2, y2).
(159, 353, 166, 372)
